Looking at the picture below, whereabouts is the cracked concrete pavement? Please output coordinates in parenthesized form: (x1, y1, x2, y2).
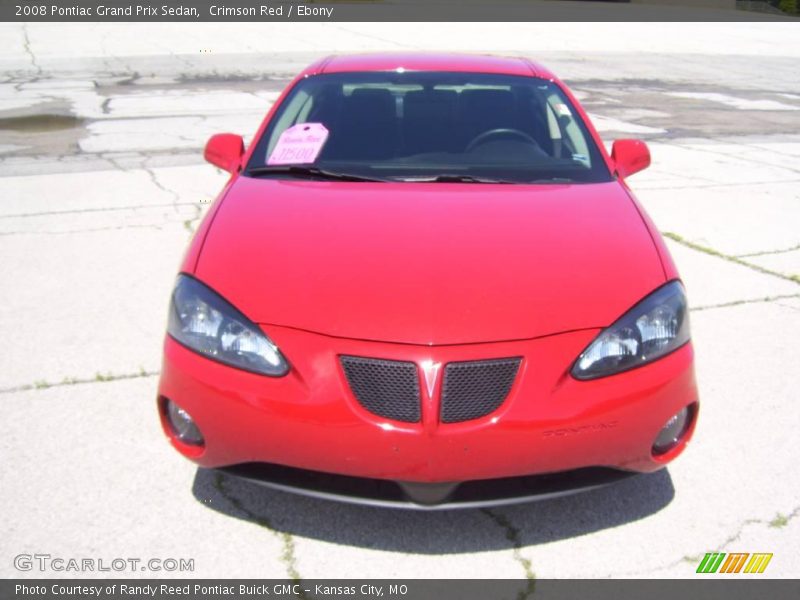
(1, 23, 799, 581)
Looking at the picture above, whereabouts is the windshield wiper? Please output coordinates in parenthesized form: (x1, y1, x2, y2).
(401, 174, 518, 184)
(246, 165, 389, 183)
(416, 175, 575, 184)
(526, 177, 575, 184)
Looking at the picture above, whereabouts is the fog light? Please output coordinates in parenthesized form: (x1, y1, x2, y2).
(166, 400, 204, 446)
(652, 405, 692, 456)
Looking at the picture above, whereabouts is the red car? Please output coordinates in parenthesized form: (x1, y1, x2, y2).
(158, 53, 699, 509)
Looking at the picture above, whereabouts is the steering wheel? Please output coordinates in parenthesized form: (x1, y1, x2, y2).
(465, 128, 539, 152)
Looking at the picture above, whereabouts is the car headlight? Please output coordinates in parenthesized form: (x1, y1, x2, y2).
(167, 274, 289, 376)
(571, 281, 690, 380)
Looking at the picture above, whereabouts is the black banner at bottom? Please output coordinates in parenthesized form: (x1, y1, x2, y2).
(2, 579, 800, 600)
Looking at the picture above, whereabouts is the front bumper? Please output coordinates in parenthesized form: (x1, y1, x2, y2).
(157, 324, 699, 504)
(215, 463, 638, 509)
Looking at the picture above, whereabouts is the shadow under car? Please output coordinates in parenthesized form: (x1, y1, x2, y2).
(191, 466, 674, 553)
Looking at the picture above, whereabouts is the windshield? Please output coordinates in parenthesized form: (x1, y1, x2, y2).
(245, 71, 612, 184)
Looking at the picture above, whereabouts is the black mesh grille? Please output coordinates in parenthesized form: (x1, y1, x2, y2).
(340, 356, 421, 423)
(440, 358, 521, 423)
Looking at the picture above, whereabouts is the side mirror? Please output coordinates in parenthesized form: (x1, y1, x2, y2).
(611, 139, 650, 179)
(204, 133, 244, 174)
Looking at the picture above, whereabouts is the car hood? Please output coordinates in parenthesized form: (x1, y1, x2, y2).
(195, 177, 665, 345)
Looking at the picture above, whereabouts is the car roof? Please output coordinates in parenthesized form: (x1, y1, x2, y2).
(304, 52, 555, 79)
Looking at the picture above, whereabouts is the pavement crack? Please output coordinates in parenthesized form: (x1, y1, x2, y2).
(663, 232, 800, 285)
(737, 242, 800, 258)
(480, 509, 536, 598)
(21, 24, 43, 76)
(613, 554, 690, 578)
(0, 368, 158, 394)
(183, 202, 202, 235)
(717, 505, 800, 551)
(143, 161, 182, 213)
(776, 300, 800, 312)
(637, 177, 800, 191)
(614, 505, 800, 577)
(0, 222, 168, 236)
(105, 155, 130, 172)
(663, 139, 800, 177)
(0, 202, 197, 220)
(331, 25, 420, 50)
(213, 473, 305, 590)
(690, 293, 800, 312)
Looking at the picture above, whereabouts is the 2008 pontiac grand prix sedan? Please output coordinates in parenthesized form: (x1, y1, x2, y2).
(157, 53, 699, 509)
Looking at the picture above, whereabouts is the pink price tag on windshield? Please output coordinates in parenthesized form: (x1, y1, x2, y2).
(267, 123, 329, 166)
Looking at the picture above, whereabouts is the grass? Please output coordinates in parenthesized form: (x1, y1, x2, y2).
(769, 513, 789, 528)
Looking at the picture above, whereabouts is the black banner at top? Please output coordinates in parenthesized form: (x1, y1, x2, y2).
(1, 0, 798, 23)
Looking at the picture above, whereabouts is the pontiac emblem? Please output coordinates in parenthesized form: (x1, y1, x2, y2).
(420, 360, 442, 397)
